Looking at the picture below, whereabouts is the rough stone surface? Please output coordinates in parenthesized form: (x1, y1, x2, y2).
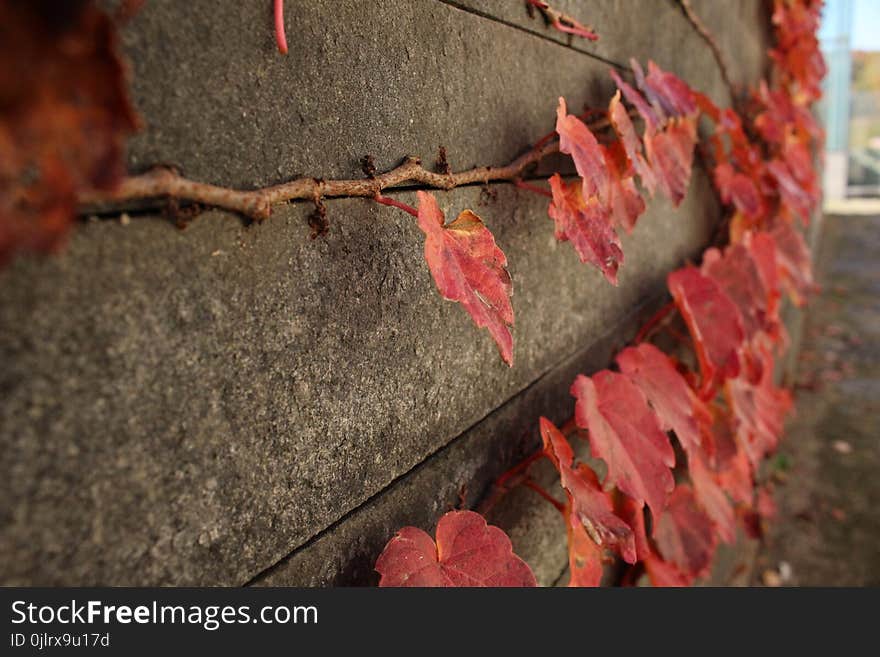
(1, 1, 773, 585)
(254, 306, 650, 587)
(121, 0, 609, 189)
(451, 0, 771, 106)
(0, 175, 716, 585)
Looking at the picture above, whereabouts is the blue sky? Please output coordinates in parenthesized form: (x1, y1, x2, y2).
(821, 0, 880, 51)
(851, 0, 880, 51)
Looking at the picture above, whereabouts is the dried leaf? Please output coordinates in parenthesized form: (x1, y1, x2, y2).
(0, 0, 140, 265)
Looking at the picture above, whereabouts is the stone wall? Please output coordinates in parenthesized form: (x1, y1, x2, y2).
(0, 0, 773, 586)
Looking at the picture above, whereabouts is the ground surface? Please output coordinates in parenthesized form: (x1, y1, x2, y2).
(755, 213, 880, 586)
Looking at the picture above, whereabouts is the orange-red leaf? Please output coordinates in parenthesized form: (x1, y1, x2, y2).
(0, 1, 140, 266)
(555, 98, 646, 233)
(668, 266, 744, 393)
(540, 417, 636, 564)
(565, 509, 605, 587)
(725, 348, 793, 470)
(617, 496, 692, 587)
(652, 484, 717, 580)
(547, 174, 623, 284)
(702, 242, 779, 345)
(417, 191, 514, 365)
(689, 452, 737, 543)
(644, 117, 697, 207)
(556, 97, 610, 200)
(709, 404, 756, 506)
(616, 343, 711, 456)
(571, 371, 675, 517)
(768, 216, 816, 307)
(375, 510, 536, 587)
(609, 90, 657, 196)
(714, 163, 764, 219)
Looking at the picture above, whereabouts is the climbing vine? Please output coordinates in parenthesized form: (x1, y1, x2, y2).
(0, 1, 824, 586)
(374, 0, 824, 586)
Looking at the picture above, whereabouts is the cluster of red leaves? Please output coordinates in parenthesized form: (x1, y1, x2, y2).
(0, 0, 140, 266)
(378, 0, 822, 587)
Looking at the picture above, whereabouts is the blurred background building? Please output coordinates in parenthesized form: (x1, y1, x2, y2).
(820, 0, 880, 202)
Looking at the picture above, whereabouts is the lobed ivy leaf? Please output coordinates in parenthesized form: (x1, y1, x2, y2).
(571, 371, 675, 518)
(547, 173, 623, 284)
(616, 343, 712, 457)
(668, 266, 744, 393)
(652, 484, 718, 580)
(417, 191, 514, 365)
(540, 417, 636, 564)
(768, 216, 815, 307)
(375, 510, 536, 587)
(725, 348, 793, 470)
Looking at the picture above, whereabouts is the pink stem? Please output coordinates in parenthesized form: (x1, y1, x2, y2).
(523, 479, 566, 514)
(373, 194, 419, 217)
(274, 0, 288, 54)
(515, 179, 553, 199)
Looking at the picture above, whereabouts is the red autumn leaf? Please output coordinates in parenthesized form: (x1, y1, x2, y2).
(708, 404, 756, 506)
(766, 158, 814, 224)
(547, 174, 623, 284)
(556, 97, 610, 200)
(609, 90, 657, 196)
(640, 60, 698, 118)
(754, 81, 821, 145)
(565, 509, 605, 587)
(725, 348, 793, 470)
(375, 510, 536, 587)
(609, 68, 696, 207)
(616, 343, 711, 456)
(714, 163, 764, 220)
(617, 496, 692, 587)
(689, 451, 736, 543)
(768, 216, 815, 307)
(743, 230, 782, 332)
(652, 484, 717, 580)
(604, 140, 647, 233)
(610, 69, 660, 131)
(702, 242, 778, 344)
(571, 371, 675, 517)
(643, 117, 697, 207)
(555, 97, 645, 233)
(668, 266, 744, 393)
(417, 191, 514, 365)
(540, 417, 636, 564)
(0, 0, 140, 266)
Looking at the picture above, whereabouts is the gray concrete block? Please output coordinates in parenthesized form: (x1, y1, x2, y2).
(0, 0, 770, 586)
(121, 0, 616, 190)
(450, 0, 770, 106)
(0, 168, 717, 585)
(253, 301, 654, 587)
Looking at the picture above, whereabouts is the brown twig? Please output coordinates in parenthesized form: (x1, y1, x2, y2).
(78, 109, 636, 222)
(79, 142, 560, 222)
(677, 0, 737, 102)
